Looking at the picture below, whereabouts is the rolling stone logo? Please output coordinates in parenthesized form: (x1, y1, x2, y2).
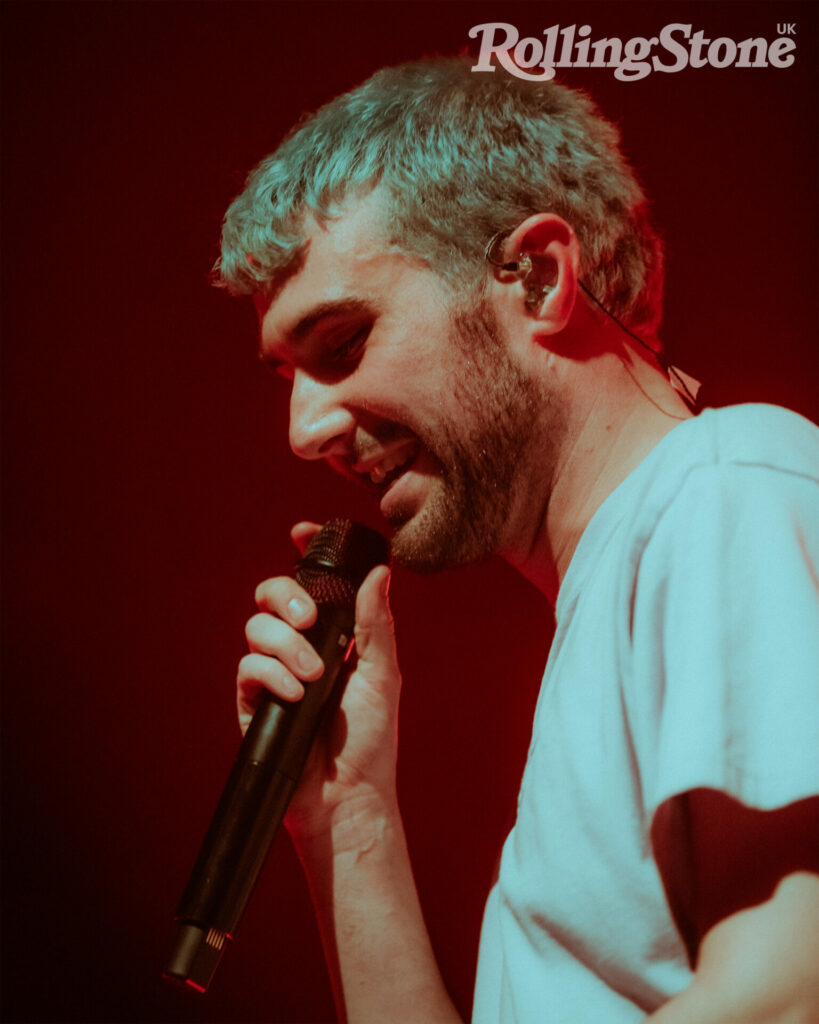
(469, 22, 797, 82)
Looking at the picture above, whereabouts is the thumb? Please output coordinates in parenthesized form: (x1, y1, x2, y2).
(290, 520, 321, 555)
(353, 565, 399, 682)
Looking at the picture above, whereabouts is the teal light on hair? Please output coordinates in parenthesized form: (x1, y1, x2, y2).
(216, 58, 664, 337)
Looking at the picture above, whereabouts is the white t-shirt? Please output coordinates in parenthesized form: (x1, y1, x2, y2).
(472, 404, 819, 1023)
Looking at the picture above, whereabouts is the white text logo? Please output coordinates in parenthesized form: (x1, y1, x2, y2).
(469, 23, 797, 82)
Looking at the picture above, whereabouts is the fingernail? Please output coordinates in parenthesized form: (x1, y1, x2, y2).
(298, 649, 323, 674)
(288, 597, 308, 622)
(382, 567, 392, 599)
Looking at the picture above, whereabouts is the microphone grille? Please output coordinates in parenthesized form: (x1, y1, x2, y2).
(295, 519, 389, 606)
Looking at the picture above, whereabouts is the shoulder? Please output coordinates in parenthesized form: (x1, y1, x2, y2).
(629, 407, 819, 641)
(629, 404, 818, 570)
(697, 403, 819, 478)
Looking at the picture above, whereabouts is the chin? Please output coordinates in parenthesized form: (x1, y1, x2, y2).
(386, 497, 501, 575)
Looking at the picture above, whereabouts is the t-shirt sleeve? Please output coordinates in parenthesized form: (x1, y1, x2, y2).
(627, 461, 819, 824)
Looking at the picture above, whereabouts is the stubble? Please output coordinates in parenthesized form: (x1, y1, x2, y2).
(390, 300, 553, 573)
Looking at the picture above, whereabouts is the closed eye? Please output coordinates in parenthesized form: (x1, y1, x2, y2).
(258, 317, 371, 383)
(328, 325, 370, 366)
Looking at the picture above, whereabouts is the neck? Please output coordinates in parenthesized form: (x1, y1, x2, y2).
(505, 345, 693, 603)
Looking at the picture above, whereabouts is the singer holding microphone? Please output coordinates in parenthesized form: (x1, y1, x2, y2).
(179, 60, 819, 1022)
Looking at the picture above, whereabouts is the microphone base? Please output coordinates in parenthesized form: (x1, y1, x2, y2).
(163, 921, 230, 993)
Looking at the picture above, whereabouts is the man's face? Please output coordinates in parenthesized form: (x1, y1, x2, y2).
(257, 193, 547, 571)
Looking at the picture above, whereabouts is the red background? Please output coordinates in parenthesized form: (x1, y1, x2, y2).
(2, 2, 816, 1021)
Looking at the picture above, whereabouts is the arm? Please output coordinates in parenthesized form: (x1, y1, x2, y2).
(238, 524, 460, 1024)
(646, 871, 819, 1023)
(294, 793, 459, 1024)
(647, 789, 819, 1023)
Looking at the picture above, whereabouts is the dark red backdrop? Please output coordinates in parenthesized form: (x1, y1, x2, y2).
(2, 3, 816, 1022)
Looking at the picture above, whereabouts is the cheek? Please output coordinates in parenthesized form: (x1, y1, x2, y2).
(363, 339, 448, 411)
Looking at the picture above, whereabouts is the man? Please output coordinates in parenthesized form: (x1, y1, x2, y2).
(217, 60, 819, 1022)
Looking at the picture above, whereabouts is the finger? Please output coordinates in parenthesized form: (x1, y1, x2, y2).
(245, 614, 325, 680)
(237, 653, 305, 734)
(291, 521, 321, 556)
(353, 565, 399, 681)
(254, 576, 317, 628)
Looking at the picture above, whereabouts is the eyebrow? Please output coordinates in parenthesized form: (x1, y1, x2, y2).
(288, 298, 372, 342)
(259, 297, 372, 368)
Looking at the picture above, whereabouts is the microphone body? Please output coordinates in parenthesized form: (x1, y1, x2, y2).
(164, 520, 389, 992)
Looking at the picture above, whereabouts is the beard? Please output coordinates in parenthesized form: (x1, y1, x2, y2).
(386, 299, 551, 573)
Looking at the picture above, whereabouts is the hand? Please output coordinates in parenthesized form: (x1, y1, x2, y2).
(237, 522, 402, 840)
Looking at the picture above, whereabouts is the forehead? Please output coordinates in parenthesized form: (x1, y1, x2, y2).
(256, 191, 432, 343)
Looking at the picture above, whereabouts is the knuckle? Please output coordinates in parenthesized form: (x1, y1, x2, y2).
(254, 575, 303, 612)
(254, 577, 282, 608)
(236, 652, 258, 683)
(244, 617, 256, 645)
(253, 579, 270, 607)
(245, 613, 268, 646)
(254, 578, 279, 608)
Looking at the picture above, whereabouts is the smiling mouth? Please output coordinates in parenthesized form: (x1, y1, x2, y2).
(353, 440, 421, 495)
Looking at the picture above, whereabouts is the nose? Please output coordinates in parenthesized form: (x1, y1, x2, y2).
(288, 369, 355, 461)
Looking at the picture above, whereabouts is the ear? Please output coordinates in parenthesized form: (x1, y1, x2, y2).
(491, 214, 580, 334)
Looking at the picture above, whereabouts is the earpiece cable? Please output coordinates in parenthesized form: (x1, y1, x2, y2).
(485, 230, 699, 410)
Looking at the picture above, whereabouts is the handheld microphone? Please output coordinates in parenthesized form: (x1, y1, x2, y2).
(163, 519, 389, 993)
